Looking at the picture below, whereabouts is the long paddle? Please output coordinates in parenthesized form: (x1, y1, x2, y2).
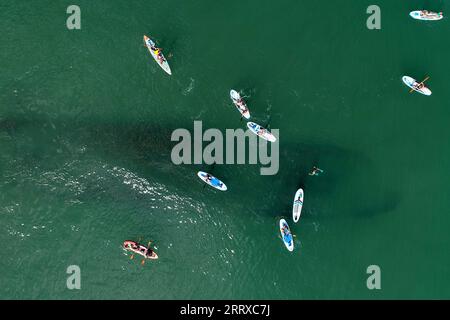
(410, 76, 429, 93)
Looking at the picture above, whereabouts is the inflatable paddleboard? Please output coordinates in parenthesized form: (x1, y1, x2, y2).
(230, 90, 250, 119)
(197, 171, 227, 191)
(123, 240, 159, 260)
(402, 76, 432, 96)
(279, 219, 294, 252)
(247, 122, 277, 142)
(410, 10, 443, 21)
(292, 189, 304, 223)
(144, 35, 172, 75)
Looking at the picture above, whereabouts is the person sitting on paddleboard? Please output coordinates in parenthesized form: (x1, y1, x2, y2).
(281, 225, 292, 242)
(205, 173, 222, 188)
(422, 10, 441, 18)
(284, 232, 292, 243)
(146, 248, 154, 258)
(239, 105, 248, 113)
(156, 52, 165, 63)
(151, 46, 165, 63)
(150, 45, 159, 53)
(238, 100, 248, 113)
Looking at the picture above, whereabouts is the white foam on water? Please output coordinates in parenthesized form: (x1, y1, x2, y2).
(107, 165, 204, 213)
(182, 77, 195, 96)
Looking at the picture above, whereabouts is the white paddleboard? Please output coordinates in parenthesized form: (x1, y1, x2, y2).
(197, 171, 227, 191)
(230, 90, 250, 119)
(247, 122, 277, 142)
(402, 76, 432, 96)
(409, 10, 443, 21)
(292, 189, 304, 223)
(279, 219, 294, 252)
(144, 35, 172, 75)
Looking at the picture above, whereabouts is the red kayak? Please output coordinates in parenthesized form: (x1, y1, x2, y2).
(123, 240, 158, 260)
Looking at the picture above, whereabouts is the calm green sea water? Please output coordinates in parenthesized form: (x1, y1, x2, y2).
(1, 0, 449, 299)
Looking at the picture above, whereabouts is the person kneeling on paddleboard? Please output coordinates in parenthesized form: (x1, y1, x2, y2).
(414, 82, 425, 90)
